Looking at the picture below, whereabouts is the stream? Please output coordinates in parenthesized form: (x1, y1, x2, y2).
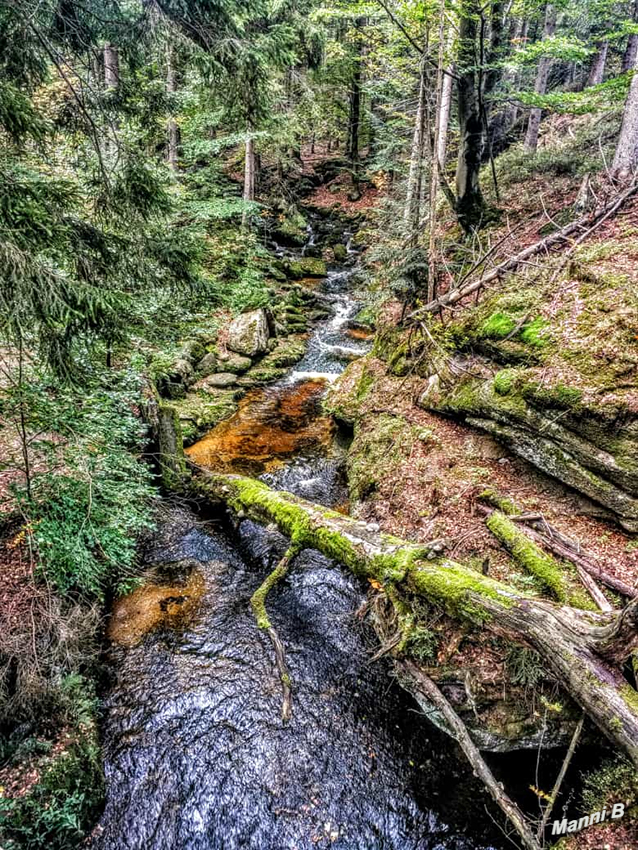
(93, 225, 506, 850)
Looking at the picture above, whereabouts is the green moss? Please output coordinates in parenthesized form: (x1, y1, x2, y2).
(173, 389, 237, 445)
(521, 381, 583, 411)
(487, 511, 567, 602)
(581, 754, 638, 813)
(619, 682, 638, 714)
(208, 474, 530, 617)
(347, 414, 415, 501)
(250, 544, 299, 630)
(479, 488, 519, 516)
(480, 311, 517, 340)
(356, 366, 374, 402)
(407, 558, 518, 623)
(519, 316, 549, 348)
(285, 257, 327, 279)
(403, 625, 437, 661)
(493, 368, 519, 396)
(157, 402, 187, 489)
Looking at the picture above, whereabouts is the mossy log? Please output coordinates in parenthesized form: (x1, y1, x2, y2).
(485, 509, 611, 611)
(193, 472, 638, 768)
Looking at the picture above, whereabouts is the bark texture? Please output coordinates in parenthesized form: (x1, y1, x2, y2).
(437, 61, 454, 168)
(586, 40, 609, 87)
(104, 42, 119, 89)
(455, 0, 486, 231)
(404, 48, 428, 231)
(623, 0, 638, 73)
(613, 53, 638, 177)
(524, 4, 557, 153)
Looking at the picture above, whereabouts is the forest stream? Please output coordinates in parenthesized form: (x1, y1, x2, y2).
(93, 234, 508, 850)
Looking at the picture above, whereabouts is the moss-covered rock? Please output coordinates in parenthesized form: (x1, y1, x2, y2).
(421, 373, 638, 531)
(272, 211, 307, 247)
(227, 308, 270, 357)
(332, 243, 348, 262)
(157, 402, 187, 489)
(413, 250, 638, 532)
(173, 389, 238, 445)
(323, 358, 373, 425)
(284, 257, 327, 279)
(217, 352, 252, 374)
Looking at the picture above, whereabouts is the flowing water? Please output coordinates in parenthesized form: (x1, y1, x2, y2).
(93, 228, 505, 850)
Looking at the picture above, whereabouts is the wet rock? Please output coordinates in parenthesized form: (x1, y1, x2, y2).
(227, 309, 270, 357)
(327, 344, 364, 362)
(181, 339, 206, 363)
(157, 357, 195, 399)
(332, 243, 348, 263)
(173, 389, 238, 445)
(107, 566, 205, 648)
(272, 211, 307, 247)
(285, 257, 327, 279)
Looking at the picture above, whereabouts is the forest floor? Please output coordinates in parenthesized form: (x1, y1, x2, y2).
(333, 354, 638, 599)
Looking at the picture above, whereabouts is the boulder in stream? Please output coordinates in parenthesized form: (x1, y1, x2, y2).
(227, 308, 270, 357)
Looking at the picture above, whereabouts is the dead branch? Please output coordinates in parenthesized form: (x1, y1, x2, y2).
(402, 661, 542, 850)
(410, 180, 638, 319)
(250, 545, 300, 722)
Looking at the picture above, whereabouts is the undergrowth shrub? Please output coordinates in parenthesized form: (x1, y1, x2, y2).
(581, 754, 638, 813)
(0, 676, 104, 850)
(5, 367, 157, 598)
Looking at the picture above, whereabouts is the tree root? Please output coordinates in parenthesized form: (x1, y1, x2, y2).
(250, 545, 300, 722)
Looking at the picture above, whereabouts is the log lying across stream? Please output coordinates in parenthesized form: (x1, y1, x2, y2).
(193, 471, 638, 769)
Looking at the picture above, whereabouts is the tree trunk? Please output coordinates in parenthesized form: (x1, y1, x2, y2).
(587, 40, 609, 87)
(437, 62, 454, 169)
(622, 0, 638, 72)
(348, 35, 363, 184)
(242, 131, 256, 225)
(104, 42, 119, 89)
(484, 0, 505, 102)
(613, 52, 638, 178)
(505, 18, 528, 130)
(404, 47, 428, 230)
(193, 471, 638, 768)
(524, 4, 557, 153)
(428, 6, 448, 299)
(455, 0, 487, 231)
(166, 47, 179, 171)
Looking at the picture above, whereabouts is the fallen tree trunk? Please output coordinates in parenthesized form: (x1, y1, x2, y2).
(478, 489, 636, 600)
(483, 508, 614, 612)
(410, 181, 638, 317)
(193, 471, 638, 768)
